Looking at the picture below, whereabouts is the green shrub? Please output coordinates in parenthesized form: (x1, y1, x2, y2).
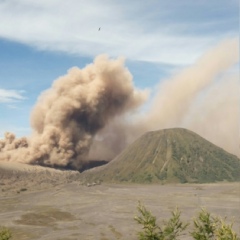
(0, 227, 11, 240)
(134, 201, 188, 240)
(191, 208, 218, 240)
(191, 208, 240, 240)
(215, 219, 239, 240)
(134, 203, 239, 240)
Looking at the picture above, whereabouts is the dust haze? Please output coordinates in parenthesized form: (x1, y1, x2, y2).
(0, 38, 239, 169)
(147, 38, 239, 155)
(89, 38, 239, 160)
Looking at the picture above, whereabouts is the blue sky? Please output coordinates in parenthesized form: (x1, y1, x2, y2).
(0, 0, 239, 137)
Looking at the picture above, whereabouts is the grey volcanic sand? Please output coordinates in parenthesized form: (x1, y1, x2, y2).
(0, 162, 239, 239)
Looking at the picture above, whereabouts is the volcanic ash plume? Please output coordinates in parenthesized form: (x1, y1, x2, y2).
(147, 38, 239, 129)
(146, 38, 239, 155)
(89, 38, 239, 159)
(0, 55, 148, 170)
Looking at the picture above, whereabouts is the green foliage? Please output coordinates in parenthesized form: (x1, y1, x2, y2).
(191, 209, 240, 240)
(134, 203, 239, 240)
(134, 201, 188, 240)
(162, 208, 189, 239)
(0, 227, 11, 240)
(191, 208, 218, 239)
(134, 201, 160, 239)
(215, 219, 240, 240)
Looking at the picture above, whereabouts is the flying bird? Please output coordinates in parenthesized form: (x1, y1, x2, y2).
(98, 27, 101, 31)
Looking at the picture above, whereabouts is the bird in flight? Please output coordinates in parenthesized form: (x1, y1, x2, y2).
(98, 27, 101, 31)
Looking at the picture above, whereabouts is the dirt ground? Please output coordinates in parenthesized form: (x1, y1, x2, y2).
(0, 181, 239, 240)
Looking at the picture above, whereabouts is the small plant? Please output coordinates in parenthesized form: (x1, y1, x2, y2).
(134, 201, 188, 240)
(191, 208, 218, 240)
(0, 227, 11, 240)
(134, 201, 160, 239)
(134, 203, 239, 240)
(215, 218, 239, 240)
(191, 208, 240, 240)
(162, 208, 189, 239)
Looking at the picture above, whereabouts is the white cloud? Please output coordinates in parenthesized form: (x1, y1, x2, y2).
(0, 88, 25, 103)
(0, 0, 238, 65)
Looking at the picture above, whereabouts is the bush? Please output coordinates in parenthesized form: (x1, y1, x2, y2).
(215, 219, 239, 240)
(134, 201, 188, 240)
(0, 227, 11, 240)
(191, 208, 240, 240)
(134, 202, 239, 240)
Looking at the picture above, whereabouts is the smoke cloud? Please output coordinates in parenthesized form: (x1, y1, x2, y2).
(89, 38, 239, 159)
(0, 55, 147, 170)
(0, 38, 239, 170)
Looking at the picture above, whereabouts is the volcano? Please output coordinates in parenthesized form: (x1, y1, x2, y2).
(82, 128, 240, 183)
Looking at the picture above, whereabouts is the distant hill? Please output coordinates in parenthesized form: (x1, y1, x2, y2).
(82, 128, 240, 184)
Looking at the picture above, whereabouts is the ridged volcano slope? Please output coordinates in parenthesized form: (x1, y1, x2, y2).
(83, 128, 240, 183)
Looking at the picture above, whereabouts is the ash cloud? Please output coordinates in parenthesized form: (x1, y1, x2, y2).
(0, 55, 148, 170)
(146, 38, 239, 156)
(89, 38, 239, 159)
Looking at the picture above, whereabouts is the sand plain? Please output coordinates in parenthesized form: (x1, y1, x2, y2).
(0, 177, 239, 240)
